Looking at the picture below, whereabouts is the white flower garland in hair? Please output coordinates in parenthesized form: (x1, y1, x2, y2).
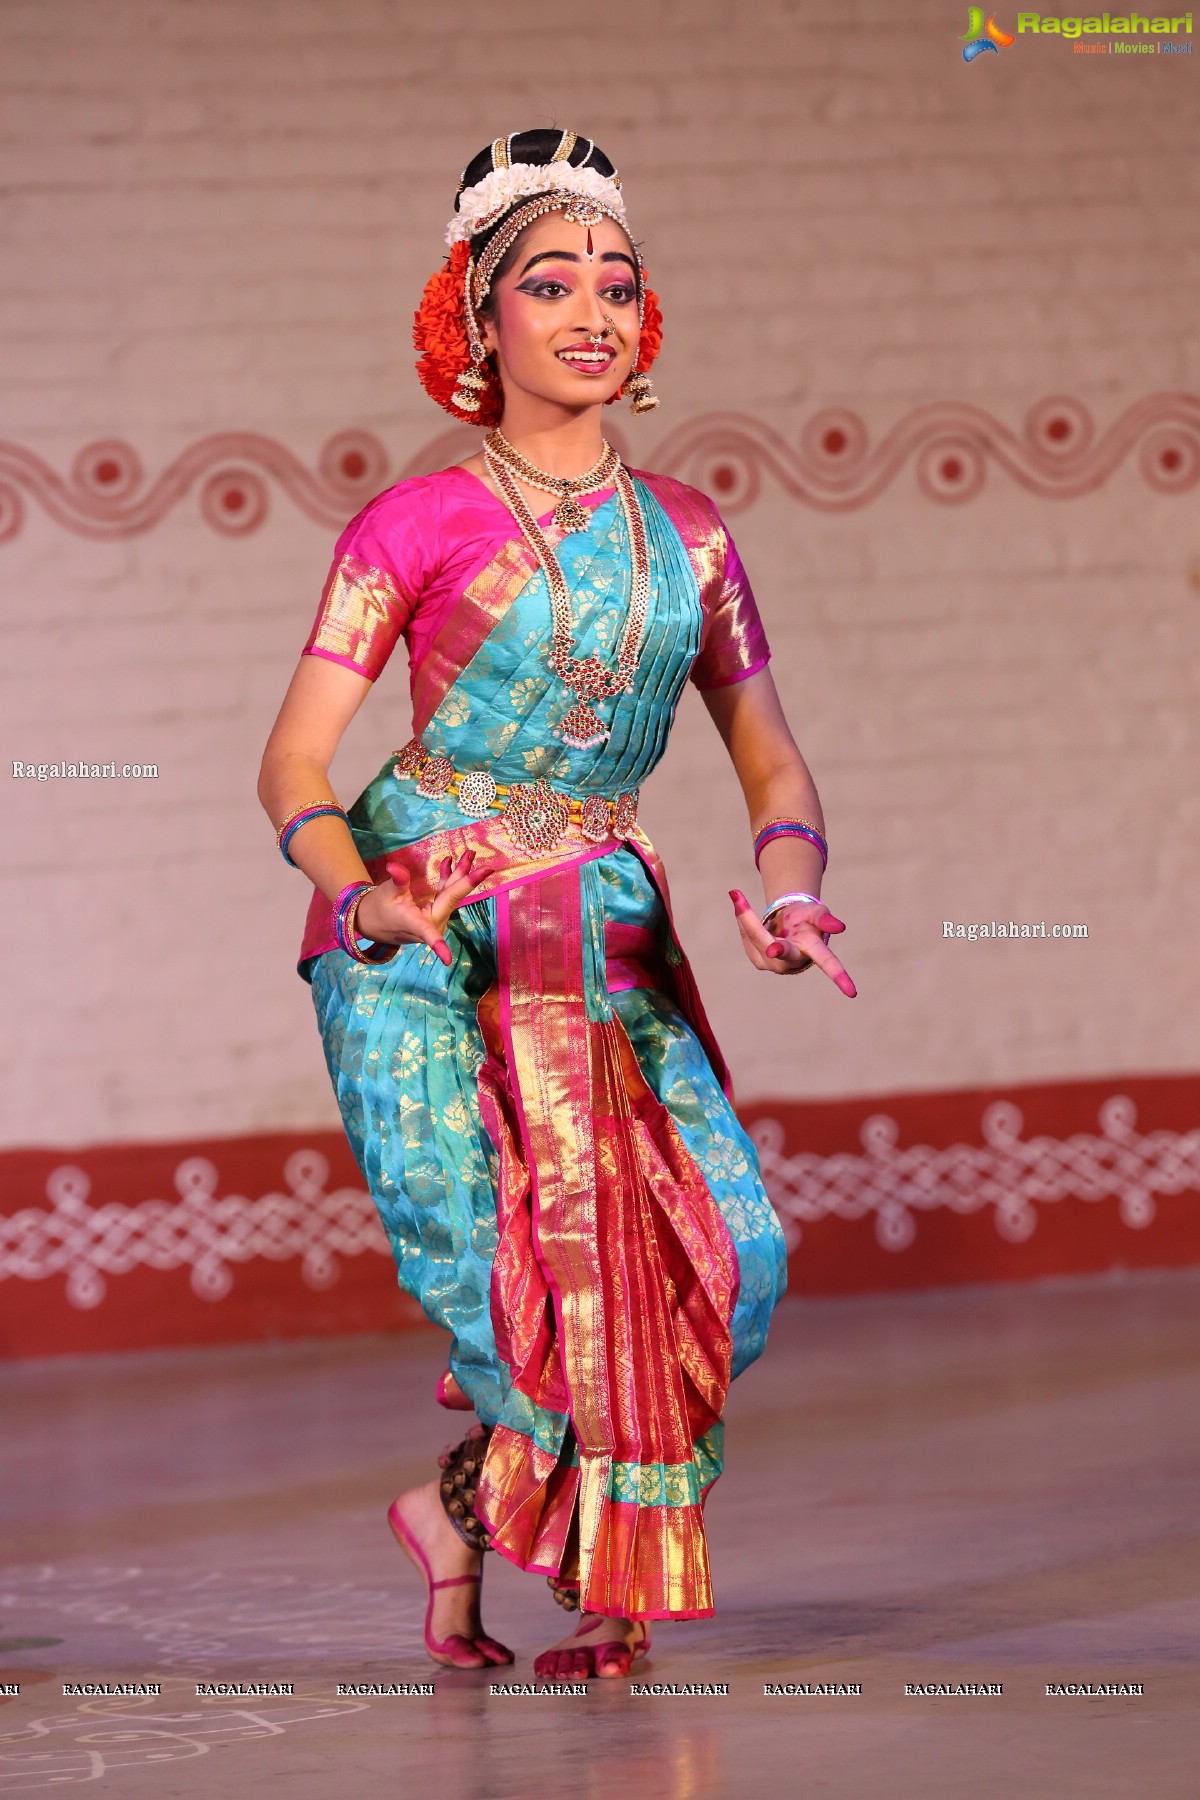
(446, 162, 628, 246)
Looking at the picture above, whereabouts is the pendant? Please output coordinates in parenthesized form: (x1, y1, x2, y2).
(502, 780, 571, 856)
(612, 791, 639, 839)
(557, 698, 610, 749)
(456, 770, 499, 817)
(415, 754, 455, 798)
(552, 493, 590, 534)
(556, 652, 621, 701)
(562, 199, 604, 227)
(392, 736, 430, 780)
(580, 795, 612, 843)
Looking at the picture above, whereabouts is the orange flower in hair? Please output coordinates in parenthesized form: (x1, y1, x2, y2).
(413, 241, 503, 425)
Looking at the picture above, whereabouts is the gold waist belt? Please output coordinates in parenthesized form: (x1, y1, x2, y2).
(390, 736, 639, 858)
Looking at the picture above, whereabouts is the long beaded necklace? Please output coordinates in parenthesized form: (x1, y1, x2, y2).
(484, 427, 620, 534)
(483, 442, 651, 751)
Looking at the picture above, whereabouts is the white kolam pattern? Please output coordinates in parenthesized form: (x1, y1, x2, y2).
(0, 1150, 388, 1309)
(1, 1099, 1197, 1308)
(749, 1096, 1200, 1254)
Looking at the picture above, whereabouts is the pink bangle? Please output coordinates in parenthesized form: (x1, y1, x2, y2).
(753, 818, 828, 870)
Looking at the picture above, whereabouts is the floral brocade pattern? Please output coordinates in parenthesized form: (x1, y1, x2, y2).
(309, 898, 509, 1415)
(413, 485, 698, 800)
(310, 850, 787, 1425)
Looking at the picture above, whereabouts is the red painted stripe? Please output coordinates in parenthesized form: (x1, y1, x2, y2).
(1, 1073, 1196, 1359)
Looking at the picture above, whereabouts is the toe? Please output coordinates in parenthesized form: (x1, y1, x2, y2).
(474, 1634, 514, 1665)
(440, 1634, 489, 1670)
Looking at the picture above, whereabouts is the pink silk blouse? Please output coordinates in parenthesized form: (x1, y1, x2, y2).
(300, 463, 771, 696)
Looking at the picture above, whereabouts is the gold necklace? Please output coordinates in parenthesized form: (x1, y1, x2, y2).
(483, 446, 651, 750)
(484, 428, 619, 534)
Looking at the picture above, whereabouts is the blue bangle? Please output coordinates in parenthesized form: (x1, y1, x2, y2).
(334, 880, 374, 957)
(280, 804, 347, 867)
(753, 822, 828, 870)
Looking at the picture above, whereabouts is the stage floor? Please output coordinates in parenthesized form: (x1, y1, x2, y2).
(2, 1271, 1197, 1797)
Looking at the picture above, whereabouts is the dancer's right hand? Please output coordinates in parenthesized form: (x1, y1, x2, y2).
(354, 850, 491, 967)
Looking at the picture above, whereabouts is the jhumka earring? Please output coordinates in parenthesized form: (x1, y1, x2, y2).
(600, 306, 658, 414)
(625, 370, 659, 414)
(452, 253, 491, 414)
(452, 345, 489, 414)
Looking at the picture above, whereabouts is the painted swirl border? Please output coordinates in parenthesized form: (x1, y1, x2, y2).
(1, 395, 1197, 541)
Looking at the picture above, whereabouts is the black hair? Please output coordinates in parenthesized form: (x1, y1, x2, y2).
(455, 128, 618, 221)
(456, 129, 628, 315)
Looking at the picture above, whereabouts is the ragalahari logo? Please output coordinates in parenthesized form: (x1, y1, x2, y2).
(961, 8, 1017, 56)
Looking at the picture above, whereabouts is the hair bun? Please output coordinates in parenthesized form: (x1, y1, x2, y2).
(455, 128, 616, 211)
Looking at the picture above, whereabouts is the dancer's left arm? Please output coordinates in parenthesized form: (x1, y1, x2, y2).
(701, 666, 857, 996)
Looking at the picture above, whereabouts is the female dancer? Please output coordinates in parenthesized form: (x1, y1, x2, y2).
(258, 129, 855, 1680)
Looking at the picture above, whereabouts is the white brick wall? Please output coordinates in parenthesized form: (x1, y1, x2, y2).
(2, 0, 1198, 1145)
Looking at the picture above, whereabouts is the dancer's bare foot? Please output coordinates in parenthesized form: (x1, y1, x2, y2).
(533, 1610, 649, 1680)
(388, 1478, 513, 1667)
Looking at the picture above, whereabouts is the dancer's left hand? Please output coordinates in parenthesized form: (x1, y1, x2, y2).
(728, 890, 857, 997)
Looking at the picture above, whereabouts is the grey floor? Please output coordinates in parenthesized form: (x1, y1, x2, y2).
(2, 1272, 1198, 1797)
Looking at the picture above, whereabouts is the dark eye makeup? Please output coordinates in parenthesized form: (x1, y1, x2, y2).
(515, 275, 637, 303)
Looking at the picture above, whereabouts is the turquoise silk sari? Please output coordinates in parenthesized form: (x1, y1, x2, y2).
(297, 466, 788, 1619)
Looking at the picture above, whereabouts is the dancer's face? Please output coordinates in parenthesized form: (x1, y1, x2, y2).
(479, 211, 639, 415)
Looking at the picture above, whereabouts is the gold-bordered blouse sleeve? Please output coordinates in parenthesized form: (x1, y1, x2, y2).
(689, 524, 772, 691)
(301, 552, 412, 683)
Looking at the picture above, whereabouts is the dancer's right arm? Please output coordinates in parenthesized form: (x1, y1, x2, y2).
(257, 654, 487, 963)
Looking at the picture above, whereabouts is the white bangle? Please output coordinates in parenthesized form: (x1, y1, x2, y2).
(761, 891, 823, 922)
(762, 891, 830, 947)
